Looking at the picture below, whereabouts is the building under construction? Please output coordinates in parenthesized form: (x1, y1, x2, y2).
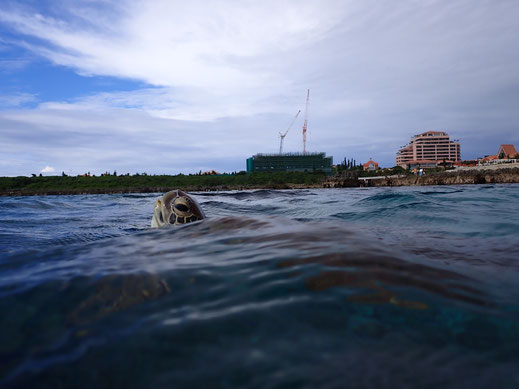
(247, 89, 333, 174)
(246, 152, 333, 173)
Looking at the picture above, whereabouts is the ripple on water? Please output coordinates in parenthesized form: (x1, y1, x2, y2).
(1, 186, 519, 388)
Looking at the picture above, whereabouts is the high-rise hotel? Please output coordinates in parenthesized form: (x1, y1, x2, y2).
(396, 131, 461, 168)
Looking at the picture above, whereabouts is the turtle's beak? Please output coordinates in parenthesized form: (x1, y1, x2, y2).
(151, 199, 165, 228)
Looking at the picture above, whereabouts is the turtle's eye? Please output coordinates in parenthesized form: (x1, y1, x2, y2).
(172, 197, 193, 216)
(175, 203, 189, 212)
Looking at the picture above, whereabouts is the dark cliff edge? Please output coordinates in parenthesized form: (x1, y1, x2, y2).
(323, 172, 361, 188)
(323, 168, 519, 188)
(366, 168, 519, 187)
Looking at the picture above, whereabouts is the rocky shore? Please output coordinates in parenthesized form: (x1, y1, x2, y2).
(361, 167, 519, 187)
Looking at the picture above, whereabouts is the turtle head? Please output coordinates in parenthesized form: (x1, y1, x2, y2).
(151, 190, 205, 228)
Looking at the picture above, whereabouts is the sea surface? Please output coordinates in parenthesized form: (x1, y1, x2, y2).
(1, 185, 519, 388)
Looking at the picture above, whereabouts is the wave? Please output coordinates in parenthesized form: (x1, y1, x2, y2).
(195, 189, 316, 200)
(1, 206, 519, 387)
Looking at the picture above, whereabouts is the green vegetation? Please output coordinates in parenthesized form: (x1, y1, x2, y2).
(0, 171, 327, 195)
(335, 157, 408, 177)
(335, 157, 363, 174)
(358, 165, 408, 177)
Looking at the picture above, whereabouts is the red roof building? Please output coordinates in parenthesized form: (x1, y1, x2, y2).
(363, 158, 379, 171)
(498, 144, 518, 159)
(478, 144, 518, 163)
(480, 154, 498, 163)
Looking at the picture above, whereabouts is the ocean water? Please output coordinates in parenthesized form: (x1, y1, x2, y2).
(1, 185, 519, 388)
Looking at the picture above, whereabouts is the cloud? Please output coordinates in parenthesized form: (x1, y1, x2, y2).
(2, 1, 517, 122)
(0, 0, 362, 122)
(0, 101, 286, 176)
(0, 93, 37, 108)
(0, 1, 344, 89)
(0, 0, 518, 175)
(1, 90, 516, 177)
(0, 58, 31, 73)
(40, 165, 55, 173)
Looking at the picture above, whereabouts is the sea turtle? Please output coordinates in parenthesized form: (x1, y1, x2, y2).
(66, 191, 205, 328)
(151, 189, 205, 227)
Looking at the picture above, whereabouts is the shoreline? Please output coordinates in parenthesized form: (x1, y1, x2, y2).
(0, 183, 325, 197)
(367, 167, 519, 187)
(1, 168, 518, 196)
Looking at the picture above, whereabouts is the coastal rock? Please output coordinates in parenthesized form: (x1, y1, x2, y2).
(368, 167, 519, 187)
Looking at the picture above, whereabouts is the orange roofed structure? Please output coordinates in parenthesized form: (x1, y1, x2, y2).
(363, 158, 379, 171)
(498, 144, 518, 159)
(479, 144, 518, 162)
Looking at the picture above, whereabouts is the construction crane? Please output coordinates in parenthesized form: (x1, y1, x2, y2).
(279, 109, 301, 154)
(302, 89, 309, 154)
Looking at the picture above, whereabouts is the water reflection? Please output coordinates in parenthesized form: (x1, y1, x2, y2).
(278, 252, 489, 308)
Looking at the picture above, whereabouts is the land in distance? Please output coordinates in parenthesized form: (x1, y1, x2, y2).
(1, 168, 518, 196)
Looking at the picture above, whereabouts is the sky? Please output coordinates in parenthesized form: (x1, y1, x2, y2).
(0, 0, 518, 176)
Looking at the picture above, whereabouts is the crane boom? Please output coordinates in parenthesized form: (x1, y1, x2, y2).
(279, 109, 301, 154)
(302, 89, 309, 154)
